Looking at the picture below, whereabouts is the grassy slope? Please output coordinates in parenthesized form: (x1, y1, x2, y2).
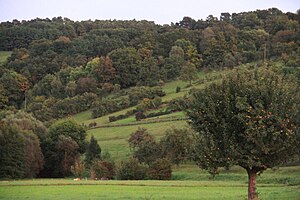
(69, 71, 207, 124)
(88, 120, 188, 161)
(74, 72, 209, 160)
(0, 51, 12, 65)
(66, 66, 299, 199)
(74, 70, 225, 161)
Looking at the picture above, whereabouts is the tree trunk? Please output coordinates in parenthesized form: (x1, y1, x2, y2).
(247, 168, 258, 200)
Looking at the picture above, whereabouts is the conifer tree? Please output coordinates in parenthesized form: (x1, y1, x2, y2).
(85, 135, 101, 166)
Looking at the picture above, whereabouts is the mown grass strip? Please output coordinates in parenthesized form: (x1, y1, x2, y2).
(89, 117, 188, 129)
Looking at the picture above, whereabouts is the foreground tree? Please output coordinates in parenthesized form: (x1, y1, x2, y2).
(187, 67, 300, 200)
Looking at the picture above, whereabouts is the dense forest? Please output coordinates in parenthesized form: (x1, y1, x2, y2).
(0, 7, 299, 180)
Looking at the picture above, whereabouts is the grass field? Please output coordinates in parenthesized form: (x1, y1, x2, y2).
(0, 178, 299, 200)
(0, 166, 299, 199)
(0, 185, 298, 200)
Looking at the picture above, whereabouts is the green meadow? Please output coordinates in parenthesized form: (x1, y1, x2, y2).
(1, 167, 299, 200)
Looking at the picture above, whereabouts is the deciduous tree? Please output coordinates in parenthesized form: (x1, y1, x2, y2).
(180, 62, 198, 86)
(160, 128, 194, 165)
(187, 67, 300, 200)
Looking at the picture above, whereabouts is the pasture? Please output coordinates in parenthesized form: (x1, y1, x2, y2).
(0, 178, 299, 200)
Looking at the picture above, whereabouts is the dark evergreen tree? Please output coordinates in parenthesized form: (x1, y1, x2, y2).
(0, 122, 26, 179)
(85, 135, 101, 166)
(0, 121, 44, 179)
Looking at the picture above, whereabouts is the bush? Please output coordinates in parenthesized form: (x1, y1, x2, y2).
(168, 97, 189, 111)
(128, 128, 154, 149)
(135, 111, 146, 121)
(136, 97, 162, 111)
(133, 140, 162, 165)
(108, 116, 117, 122)
(71, 157, 85, 178)
(116, 158, 148, 180)
(108, 114, 127, 122)
(90, 160, 115, 180)
(148, 158, 172, 180)
(144, 110, 174, 119)
(125, 109, 137, 116)
(160, 128, 194, 165)
(176, 86, 181, 93)
(52, 93, 97, 118)
(91, 97, 131, 119)
(88, 122, 97, 128)
(128, 86, 165, 106)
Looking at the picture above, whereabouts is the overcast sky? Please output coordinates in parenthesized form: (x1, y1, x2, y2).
(0, 0, 299, 24)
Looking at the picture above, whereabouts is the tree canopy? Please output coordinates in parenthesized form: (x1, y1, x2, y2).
(0, 8, 299, 123)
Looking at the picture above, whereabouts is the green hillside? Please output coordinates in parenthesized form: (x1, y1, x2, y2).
(69, 70, 220, 161)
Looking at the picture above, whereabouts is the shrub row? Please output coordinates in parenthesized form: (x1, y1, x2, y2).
(167, 97, 190, 111)
(91, 96, 130, 118)
(136, 97, 162, 111)
(144, 109, 175, 119)
(135, 109, 177, 121)
(108, 109, 137, 122)
(89, 117, 188, 129)
(108, 114, 128, 122)
(128, 86, 166, 106)
(117, 158, 172, 180)
(88, 158, 172, 180)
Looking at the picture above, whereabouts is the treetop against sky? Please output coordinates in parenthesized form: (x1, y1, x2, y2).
(0, 0, 299, 24)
